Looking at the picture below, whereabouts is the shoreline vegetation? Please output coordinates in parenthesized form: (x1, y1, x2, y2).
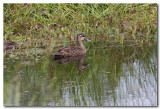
(3, 3, 157, 49)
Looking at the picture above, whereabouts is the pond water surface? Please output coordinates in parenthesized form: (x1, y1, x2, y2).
(4, 42, 157, 106)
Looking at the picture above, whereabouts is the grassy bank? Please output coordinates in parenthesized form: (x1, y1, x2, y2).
(3, 3, 157, 48)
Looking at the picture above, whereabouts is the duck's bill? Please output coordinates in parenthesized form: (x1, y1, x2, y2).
(85, 38, 91, 42)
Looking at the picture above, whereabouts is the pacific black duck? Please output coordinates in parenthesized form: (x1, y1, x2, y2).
(4, 40, 19, 50)
(4, 40, 25, 50)
(54, 33, 90, 59)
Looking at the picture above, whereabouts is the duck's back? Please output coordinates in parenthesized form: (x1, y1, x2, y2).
(4, 40, 18, 50)
(54, 46, 86, 58)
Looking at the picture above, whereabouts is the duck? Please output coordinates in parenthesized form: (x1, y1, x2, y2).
(4, 40, 19, 50)
(4, 40, 25, 50)
(54, 33, 90, 59)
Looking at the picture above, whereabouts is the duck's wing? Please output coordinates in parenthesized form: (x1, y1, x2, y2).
(54, 46, 83, 56)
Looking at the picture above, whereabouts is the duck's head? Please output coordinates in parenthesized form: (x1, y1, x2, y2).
(77, 33, 91, 42)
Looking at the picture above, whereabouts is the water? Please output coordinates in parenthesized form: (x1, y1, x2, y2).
(3, 42, 157, 106)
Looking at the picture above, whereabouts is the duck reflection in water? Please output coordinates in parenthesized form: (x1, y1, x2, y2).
(54, 54, 90, 71)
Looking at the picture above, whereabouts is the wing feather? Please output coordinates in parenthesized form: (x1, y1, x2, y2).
(54, 46, 85, 56)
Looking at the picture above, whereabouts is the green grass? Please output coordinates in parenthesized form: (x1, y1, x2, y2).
(3, 3, 157, 48)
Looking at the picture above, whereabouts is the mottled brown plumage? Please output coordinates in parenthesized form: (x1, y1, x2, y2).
(4, 40, 26, 50)
(4, 40, 19, 50)
(54, 33, 90, 59)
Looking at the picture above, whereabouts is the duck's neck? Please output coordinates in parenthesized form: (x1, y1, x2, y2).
(78, 40, 85, 49)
